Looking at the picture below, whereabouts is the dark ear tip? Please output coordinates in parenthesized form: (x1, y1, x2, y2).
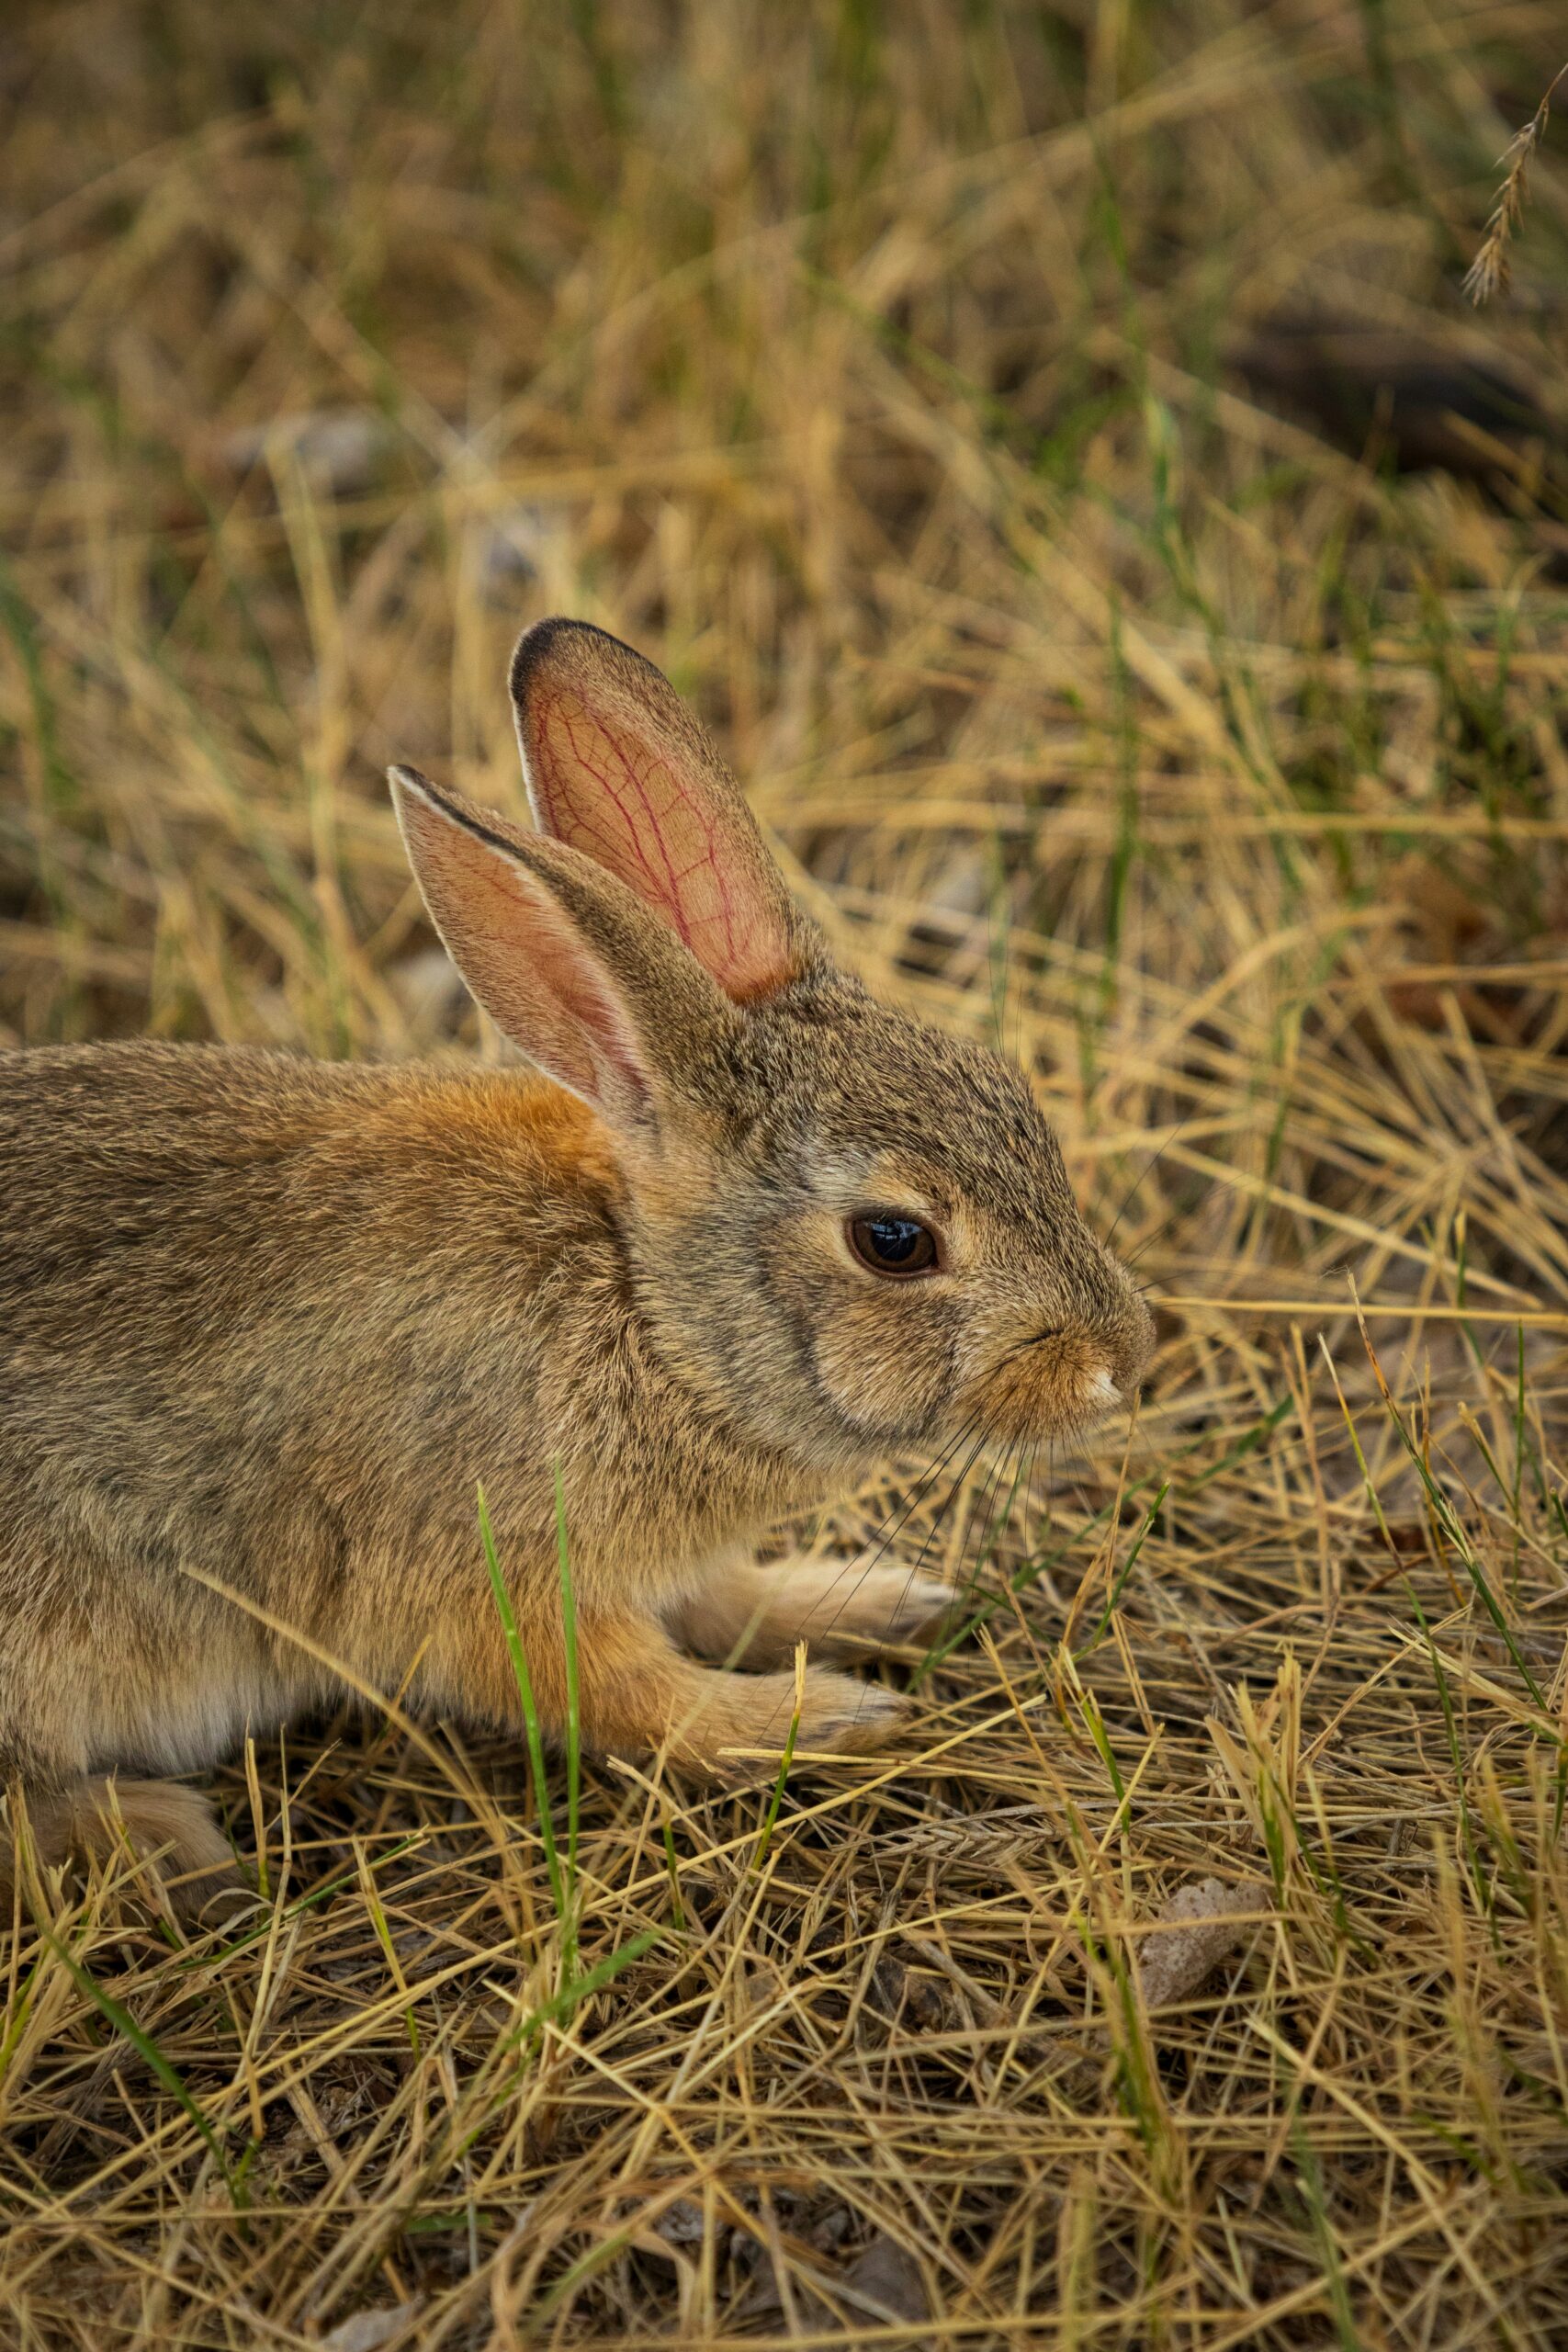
(508, 615, 658, 710)
(388, 763, 435, 801)
(388, 765, 542, 868)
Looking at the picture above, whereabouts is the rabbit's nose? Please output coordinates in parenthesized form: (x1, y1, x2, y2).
(1109, 1292, 1156, 1396)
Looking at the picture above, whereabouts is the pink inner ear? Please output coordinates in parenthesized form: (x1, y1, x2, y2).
(524, 903, 653, 1114)
(396, 787, 653, 1127)
(526, 689, 795, 1001)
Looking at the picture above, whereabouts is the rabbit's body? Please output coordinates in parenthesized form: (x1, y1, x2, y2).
(1, 618, 1152, 1915)
(0, 1046, 829, 1805)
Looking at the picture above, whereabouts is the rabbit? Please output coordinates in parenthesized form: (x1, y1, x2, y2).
(0, 617, 1153, 1916)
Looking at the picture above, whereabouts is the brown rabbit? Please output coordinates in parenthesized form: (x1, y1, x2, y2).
(0, 620, 1152, 1915)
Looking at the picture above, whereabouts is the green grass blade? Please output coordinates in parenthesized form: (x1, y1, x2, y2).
(751, 1702, 803, 1872)
(479, 1482, 567, 1933)
(44, 1934, 243, 2207)
(553, 1458, 581, 1969)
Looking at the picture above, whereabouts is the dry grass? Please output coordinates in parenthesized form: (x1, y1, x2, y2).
(1465, 58, 1567, 304)
(6, 2, 1568, 2345)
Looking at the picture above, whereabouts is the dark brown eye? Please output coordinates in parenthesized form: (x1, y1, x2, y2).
(848, 1214, 939, 1278)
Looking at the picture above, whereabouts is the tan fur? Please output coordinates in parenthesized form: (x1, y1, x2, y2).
(676, 1556, 956, 1670)
(1, 1779, 243, 1918)
(0, 618, 1152, 1908)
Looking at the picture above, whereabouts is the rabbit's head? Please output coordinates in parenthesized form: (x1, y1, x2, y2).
(391, 621, 1152, 1474)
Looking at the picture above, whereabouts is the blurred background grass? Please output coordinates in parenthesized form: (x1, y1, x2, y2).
(6, 5, 1568, 2347)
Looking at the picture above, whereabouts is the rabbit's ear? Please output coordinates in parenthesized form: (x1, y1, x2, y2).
(509, 618, 805, 1004)
(390, 765, 732, 1132)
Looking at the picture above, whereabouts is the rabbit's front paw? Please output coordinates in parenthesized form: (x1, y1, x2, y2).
(796, 1668, 911, 1754)
(681, 1556, 957, 1669)
(807, 1562, 957, 1654)
(736, 1666, 909, 1761)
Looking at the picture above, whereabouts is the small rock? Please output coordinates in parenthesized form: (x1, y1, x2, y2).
(321, 2302, 423, 2351)
(652, 2196, 707, 2247)
(841, 2233, 931, 2325)
(1137, 1877, 1269, 2010)
(388, 946, 468, 1028)
(219, 408, 391, 494)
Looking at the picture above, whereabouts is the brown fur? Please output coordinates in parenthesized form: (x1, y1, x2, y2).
(0, 618, 1151, 1909)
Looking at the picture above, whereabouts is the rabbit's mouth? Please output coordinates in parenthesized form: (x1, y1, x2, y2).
(1077, 1364, 1123, 1421)
(966, 1319, 1145, 1445)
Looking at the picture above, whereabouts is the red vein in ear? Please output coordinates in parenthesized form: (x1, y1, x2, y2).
(559, 707, 712, 950)
(530, 691, 765, 995)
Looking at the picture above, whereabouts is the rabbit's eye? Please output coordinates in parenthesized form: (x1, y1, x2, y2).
(848, 1214, 940, 1278)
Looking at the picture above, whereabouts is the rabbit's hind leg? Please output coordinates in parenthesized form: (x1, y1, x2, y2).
(0, 1572, 251, 1921)
(1, 1770, 243, 1921)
